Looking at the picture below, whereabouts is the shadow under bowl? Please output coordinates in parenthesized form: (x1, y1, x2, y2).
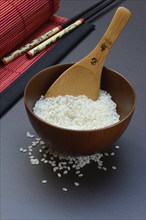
(24, 63, 136, 155)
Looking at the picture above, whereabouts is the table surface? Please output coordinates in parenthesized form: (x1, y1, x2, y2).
(1, 1, 145, 219)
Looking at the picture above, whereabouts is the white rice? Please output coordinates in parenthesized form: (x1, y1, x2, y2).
(20, 131, 120, 189)
(33, 90, 120, 130)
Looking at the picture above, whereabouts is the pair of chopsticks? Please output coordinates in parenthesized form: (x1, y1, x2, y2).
(1, 0, 116, 65)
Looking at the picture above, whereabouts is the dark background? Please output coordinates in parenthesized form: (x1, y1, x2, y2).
(1, 0, 145, 219)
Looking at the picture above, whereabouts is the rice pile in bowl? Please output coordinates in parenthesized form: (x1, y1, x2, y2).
(33, 90, 120, 130)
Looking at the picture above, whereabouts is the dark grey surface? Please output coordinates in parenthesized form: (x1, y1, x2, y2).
(1, 0, 145, 219)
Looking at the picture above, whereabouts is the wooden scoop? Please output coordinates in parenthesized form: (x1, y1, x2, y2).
(45, 7, 132, 100)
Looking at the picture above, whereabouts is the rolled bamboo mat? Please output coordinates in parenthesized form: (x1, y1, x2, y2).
(0, 0, 67, 93)
(0, 0, 60, 59)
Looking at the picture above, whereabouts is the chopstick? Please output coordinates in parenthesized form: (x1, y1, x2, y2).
(60, 0, 110, 28)
(1, 0, 116, 64)
(27, 0, 116, 58)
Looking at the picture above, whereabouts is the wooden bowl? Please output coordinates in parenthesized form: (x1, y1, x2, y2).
(24, 63, 136, 155)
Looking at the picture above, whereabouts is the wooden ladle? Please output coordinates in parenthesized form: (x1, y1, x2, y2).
(45, 7, 132, 100)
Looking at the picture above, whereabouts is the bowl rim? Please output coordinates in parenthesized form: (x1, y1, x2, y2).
(24, 64, 136, 133)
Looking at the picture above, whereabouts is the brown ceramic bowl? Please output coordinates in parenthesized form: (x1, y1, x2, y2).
(24, 63, 136, 155)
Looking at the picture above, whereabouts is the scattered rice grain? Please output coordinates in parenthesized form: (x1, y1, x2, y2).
(62, 187, 68, 192)
(78, 174, 83, 177)
(74, 182, 80, 186)
(112, 166, 117, 170)
(41, 158, 45, 162)
(30, 158, 39, 165)
(75, 170, 80, 174)
(110, 152, 115, 156)
(32, 142, 37, 147)
(42, 180, 47, 184)
(20, 132, 119, 191)
(57, 173, 62, 178)
(26, 132, 35, 138)
(63, 170, 68, 175)
(28, 146, 32, 149)
(115, 145, 120, 149)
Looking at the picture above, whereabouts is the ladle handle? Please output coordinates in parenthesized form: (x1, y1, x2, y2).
(100, 7, 132, 51)
(81, 7, 132, 73)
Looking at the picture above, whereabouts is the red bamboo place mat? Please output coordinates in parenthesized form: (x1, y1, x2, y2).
(0, 0, 60, 58)
(0, 1, 96, 117)
(0, 15, 67, 93)
(0, 0, 68, 93)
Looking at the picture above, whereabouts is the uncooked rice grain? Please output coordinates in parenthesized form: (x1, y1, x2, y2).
(33, 90, 120, 130)
(62, 187, 68, 191)
(20, 131, 119, 190)
(74, 182, 80, 186)
(42, 180, 47, 184)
